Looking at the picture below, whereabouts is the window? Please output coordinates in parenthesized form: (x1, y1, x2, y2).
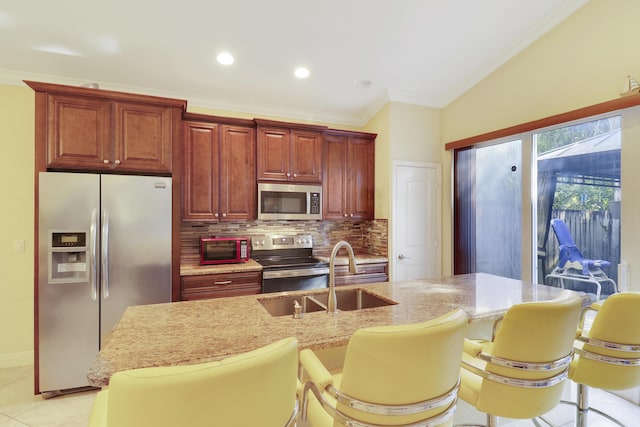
(453, 114, 621, 296)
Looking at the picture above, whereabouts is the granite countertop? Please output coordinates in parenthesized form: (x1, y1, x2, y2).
(88, 273, 579, 387)
(315, 254, 388, 265)
(180, 260, 263, 276)
(179, 255, 386, 276)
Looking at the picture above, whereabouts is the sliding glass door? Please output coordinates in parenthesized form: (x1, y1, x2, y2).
(454, 138, 522, 279)
(453, 114, 621, 297)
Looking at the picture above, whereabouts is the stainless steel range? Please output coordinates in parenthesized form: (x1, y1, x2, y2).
(252, 234, 329, 293)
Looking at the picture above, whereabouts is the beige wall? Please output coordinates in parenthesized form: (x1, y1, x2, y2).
(0, 85, 34, 365)
(440, 0, 640, 279)
(365, 102, 441, 278)
(364, 103, 391, 219)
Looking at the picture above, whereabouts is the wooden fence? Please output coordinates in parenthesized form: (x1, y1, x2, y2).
(542, 209, 620, 291)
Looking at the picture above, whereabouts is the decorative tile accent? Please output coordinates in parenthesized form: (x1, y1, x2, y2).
(181, 220, 388, 265)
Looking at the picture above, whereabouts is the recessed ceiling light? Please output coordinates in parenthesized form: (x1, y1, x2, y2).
(217, 52, 234, 65)
(294, 67, 310, 79)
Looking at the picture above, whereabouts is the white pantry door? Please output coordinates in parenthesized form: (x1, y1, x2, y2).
(393, 162, 441, 281)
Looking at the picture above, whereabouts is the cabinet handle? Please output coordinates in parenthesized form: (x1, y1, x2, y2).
(293, 173, 297, 178)
(214, 213, 219, 218)
(286, 172, 291, 177)
(349, 213, 354, 217)
(114, 159, 121, 165)
(222, 213, 227, 218)
(214, 280, 232, 285)
(103, 159, 110, 164)
(343, 213, 348, 217)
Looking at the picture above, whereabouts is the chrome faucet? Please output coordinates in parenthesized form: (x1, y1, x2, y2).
(328, 241, 357, 313)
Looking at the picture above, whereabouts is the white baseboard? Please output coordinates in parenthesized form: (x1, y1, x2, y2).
(0, 351, 33, 369)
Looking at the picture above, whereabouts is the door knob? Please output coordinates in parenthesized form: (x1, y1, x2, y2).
(398, 254, 410, 260)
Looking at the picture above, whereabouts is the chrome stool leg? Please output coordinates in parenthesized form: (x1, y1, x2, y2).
(576, 383, 588, 427)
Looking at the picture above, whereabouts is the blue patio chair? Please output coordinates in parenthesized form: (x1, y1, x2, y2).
(546, 219, 617, 301)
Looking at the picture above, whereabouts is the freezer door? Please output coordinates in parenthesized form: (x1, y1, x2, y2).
(100, 175, 172, 345)
(38, 172, 100, 392)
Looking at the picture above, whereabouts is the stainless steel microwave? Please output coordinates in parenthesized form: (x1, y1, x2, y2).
(257, 183, 322, 220)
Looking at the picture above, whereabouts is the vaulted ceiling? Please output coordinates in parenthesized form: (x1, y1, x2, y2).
(0, 1, 588, 125)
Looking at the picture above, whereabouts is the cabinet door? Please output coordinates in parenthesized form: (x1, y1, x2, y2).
(182, 122, 220, 221)
(323, 135, 349, 219)
(348, 136, 375, 219)
(114, 101, 173, 173)
(257, 127, 291, 181)
(291, 130, 322, 183)
(45, 93, 113, 171)
(220, 124, 256, 220)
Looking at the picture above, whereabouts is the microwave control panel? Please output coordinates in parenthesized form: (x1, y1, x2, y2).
(310, 192, 320, 214)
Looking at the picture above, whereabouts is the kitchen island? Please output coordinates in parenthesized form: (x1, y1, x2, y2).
(88, 273, 579, 387)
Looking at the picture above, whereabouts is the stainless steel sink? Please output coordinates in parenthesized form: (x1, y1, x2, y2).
(257, 294, 326, 317)
(311, 288, 397, 311)
(257, 288, 397, 317)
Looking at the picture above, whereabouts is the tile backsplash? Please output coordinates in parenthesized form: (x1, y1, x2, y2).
(181, 219, 388, 265)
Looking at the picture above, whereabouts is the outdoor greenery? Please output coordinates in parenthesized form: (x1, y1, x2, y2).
(537, 117, 620, 211)
(553, 183, 615, 210)
(536, 116, 620, 154)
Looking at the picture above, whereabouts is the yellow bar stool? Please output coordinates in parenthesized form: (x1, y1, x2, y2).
(456, 290, 583, 427)
(88, 337, 299, 427)
(300, 309, 468, 427)
(563, 292, 640, 426)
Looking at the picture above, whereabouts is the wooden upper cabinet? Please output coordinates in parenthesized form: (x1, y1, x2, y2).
(323, 134, 349, 219)
(26, 80, 185, 174)
(182, 121, 220, 220)
(219, 124, 256, 220)
(256, 127, 291, 181)
(45, 93, 113, 170)
(113, 101, 173, 173)
(291, 130, 323, 182)
(323, 131, 376, 220)
(181, 115, 256, 222)
(256, 120, 325, 183)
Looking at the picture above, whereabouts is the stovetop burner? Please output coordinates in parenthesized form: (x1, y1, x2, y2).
(251, 234, 328, 270)
(256, 256, 327, 270)
(253, 233, 329, 293)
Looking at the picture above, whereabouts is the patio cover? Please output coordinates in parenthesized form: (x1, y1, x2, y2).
(536, 130, 621, 273)
(538, 129, 621, 184)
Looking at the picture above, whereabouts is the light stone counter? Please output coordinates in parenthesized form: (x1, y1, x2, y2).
(88, 273, 578, 387)
(179, 259, 263, 276)
(315, 254, 388, 265)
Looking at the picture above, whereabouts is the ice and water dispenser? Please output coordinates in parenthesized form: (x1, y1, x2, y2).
(48, 231, 89, 283)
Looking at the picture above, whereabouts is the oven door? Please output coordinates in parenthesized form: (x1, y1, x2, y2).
(262, 267, 329, 293)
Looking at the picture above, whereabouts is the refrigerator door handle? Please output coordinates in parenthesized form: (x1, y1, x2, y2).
(89, 209, 98, 301)
(101, 209, 110, 299)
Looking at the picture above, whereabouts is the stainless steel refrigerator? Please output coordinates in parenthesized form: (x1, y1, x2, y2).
(37, 172, 172, 394)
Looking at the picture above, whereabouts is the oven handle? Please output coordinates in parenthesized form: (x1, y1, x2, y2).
(262, 267, 329, 280)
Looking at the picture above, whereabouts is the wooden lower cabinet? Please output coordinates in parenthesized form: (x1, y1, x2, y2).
(334, 262, 388, 286)
(180, 271, 262, 300)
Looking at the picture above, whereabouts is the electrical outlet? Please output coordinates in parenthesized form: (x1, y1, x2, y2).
(14, 239, 25, 253)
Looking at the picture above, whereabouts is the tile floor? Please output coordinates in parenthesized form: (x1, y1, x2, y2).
(1, 364, 639, 426)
